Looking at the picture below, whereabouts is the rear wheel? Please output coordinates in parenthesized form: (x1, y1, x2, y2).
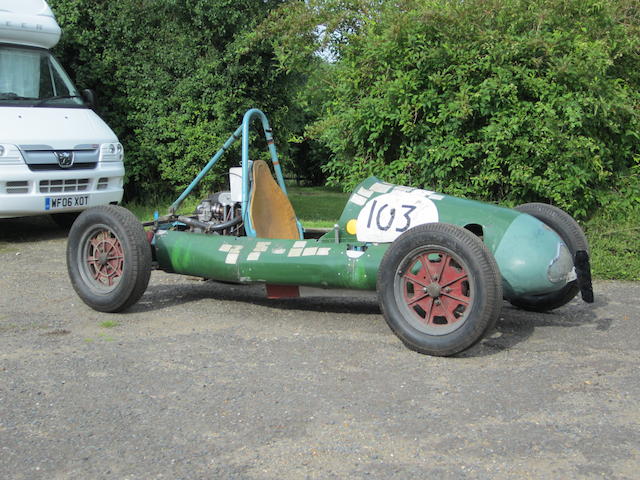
(378, 223, 502, 356)
(510, 203, 588, 312)
(67, 205, 151, 312)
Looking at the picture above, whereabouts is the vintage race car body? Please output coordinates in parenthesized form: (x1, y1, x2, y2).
(66, 108, 593, 356)
(155, 176, 574, 300)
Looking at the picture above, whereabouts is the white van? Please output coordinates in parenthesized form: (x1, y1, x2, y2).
(0, 0, 124, 225)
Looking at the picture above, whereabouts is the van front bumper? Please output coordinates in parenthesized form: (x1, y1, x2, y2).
(0, 163, 124, 218)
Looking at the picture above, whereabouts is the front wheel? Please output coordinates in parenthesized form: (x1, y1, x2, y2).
(66, 205, 151, 312)
(378, 223, 503, 356)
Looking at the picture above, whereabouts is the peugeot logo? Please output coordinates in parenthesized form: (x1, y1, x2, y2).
(56, 151, 74, 168)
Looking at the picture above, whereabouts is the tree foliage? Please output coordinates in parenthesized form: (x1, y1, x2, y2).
(271, 0, 640, 217)
(48, 0, 640, 217)
(49, 0, 306, 198)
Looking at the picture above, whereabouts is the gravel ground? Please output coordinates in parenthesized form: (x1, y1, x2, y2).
(1, 215, 639, 479)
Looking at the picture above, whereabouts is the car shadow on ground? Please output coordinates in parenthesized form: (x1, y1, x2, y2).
(137, 281, 381, 316)
(133, 278, 606, 357)
(0, 215, 68, 243)
(462, 293, 605, 358)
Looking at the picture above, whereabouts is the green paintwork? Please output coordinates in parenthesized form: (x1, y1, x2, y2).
(154, 230, 386, 290)
(494, 214, 572, 297)
(153, 176, 574, 300)
(328, 177, 572, 298)
(333, 177, 519, 251)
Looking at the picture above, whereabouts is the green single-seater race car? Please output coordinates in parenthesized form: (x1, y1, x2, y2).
(66, 109, 593, 356)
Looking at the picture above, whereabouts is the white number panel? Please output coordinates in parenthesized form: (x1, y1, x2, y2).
(355, 191, 439, 243)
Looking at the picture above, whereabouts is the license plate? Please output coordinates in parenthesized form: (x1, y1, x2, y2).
(44, 195, 89, 211)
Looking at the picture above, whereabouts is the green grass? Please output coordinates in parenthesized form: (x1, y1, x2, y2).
(0, 242, 17, 254)
(123, 186, 349, 228)
(288, 186, 349, 228)
(99, 320, 119, 328)
(124, 196, 201, 222)
(124, 186, 637, 280)
(584, 204, 640, 281)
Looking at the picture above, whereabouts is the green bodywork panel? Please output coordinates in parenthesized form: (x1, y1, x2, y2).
(154, 177, 573, 299)
(155, 231, 386, 290)
(328, 177, 572, 298)
(493, 213, 569, 297)
(332, 177, 517, 252)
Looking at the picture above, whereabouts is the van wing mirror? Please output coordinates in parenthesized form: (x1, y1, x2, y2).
(81, 89, 97, 109)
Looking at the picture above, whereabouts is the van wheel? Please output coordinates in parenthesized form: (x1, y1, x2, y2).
(67, 206, 151, 312)
(378, 223, 502, 356)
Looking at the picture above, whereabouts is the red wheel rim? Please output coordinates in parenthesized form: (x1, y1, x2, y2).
(398, 249, 472, 334)
(84, 228, 124, 288)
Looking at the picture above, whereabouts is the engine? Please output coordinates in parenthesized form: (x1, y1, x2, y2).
(178, 191, 244, 236)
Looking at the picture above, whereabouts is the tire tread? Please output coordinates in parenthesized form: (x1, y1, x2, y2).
(377, 223, 502, 356)
(67, 205, 151, 312)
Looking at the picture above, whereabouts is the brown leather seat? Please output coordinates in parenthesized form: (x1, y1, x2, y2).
(249, 160, 300, 239)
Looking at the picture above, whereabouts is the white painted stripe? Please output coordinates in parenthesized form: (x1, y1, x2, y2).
(350, 193, 367, 206)
(414, 188, 435, 196)
(225, 253, 239, 264)
(370, 182, 392, 193)
(255, 242, 271, 252)
(357, 187, 374, 198)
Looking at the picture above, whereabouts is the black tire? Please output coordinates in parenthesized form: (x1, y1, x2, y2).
(378, 223, 503, 356)
(510, 203, 588, 312)
(51, 212, 80, 230)
(66, 205, 151, 312)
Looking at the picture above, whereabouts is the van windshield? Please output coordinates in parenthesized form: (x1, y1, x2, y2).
(0, 44, 85, 108)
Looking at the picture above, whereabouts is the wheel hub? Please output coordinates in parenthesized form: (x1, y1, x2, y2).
(399, 249, 472, 333)
(424, 282, 442, 298)
(97, 251, 109, 265)
(84, 228, 125, 288)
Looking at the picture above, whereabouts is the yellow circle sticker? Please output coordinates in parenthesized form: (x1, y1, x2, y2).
(346, 219, 357, 235)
